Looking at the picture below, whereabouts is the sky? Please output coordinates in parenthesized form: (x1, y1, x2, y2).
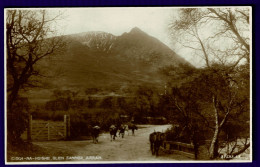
(7, 7, 251, 67)
(58, 8, 175, 46)
(49, 7, 199, 63)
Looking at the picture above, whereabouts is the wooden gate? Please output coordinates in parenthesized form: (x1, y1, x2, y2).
(28, 115, 70, 141)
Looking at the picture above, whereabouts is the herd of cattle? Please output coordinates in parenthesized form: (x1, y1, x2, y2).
(109, 123, 138, 141)
(90, 123, 138, 143)
(89, 124, 166, 156)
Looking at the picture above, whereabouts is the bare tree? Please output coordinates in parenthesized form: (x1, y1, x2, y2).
(6, 9, 66, 143)
(171, 8, 250, 67)
(169, 8, 250, 159)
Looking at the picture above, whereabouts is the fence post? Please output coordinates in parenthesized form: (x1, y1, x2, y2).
(64, 115, 67, 140)
(67, 115, 70, 138)
(27, 115, 32, 141)
(64, 115, 71, 140)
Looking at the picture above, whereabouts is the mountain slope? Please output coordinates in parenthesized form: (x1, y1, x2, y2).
(29, 27, 189, 102)
(113, 27, 185, 67)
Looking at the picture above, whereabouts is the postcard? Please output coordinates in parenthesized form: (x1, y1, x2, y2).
(5, 7, 252, 164)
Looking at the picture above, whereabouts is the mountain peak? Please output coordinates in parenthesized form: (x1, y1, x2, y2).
(129, 27, 145, 34)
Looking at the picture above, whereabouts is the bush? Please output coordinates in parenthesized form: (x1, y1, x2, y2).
(165, 124, 207, 145)
(7, 97, 29, 145)
(165, 125, 182, 141)
(68, 108, 122, 139)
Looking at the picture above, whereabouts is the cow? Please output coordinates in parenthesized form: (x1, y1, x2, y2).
(91, 126, 100, 144)
(109, 125, 118, 141)
(128, 123, 138, 136)
(118, 124, 128, 138)
(149, 131, 166, 156)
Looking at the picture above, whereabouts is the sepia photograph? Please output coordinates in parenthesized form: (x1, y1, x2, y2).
(5, 7, 252, 164)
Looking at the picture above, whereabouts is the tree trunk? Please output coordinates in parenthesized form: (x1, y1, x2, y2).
(209, 95, 220, 159)
(7, 82, 20, 113)
(209, 127, 220, 159)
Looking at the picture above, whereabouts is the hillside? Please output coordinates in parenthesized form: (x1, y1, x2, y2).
(27, 27, 189, 103)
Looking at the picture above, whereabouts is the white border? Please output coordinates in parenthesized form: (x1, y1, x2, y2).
(4, 6, 253, 165)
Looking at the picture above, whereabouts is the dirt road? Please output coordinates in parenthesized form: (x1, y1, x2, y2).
(34, 124, 192, 161)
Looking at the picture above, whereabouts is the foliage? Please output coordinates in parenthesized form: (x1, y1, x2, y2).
(7, 97, 30, 145)
(99, 97, 114, 109)
(6, 9, 66, 144)
(168, 7, 250, 159)
(135, 85, 160, 117)
(171, 8, 250, 67)
(85, 88, 101, 95)
(165, 124, 207, 145)
(162, 63, 250, 159)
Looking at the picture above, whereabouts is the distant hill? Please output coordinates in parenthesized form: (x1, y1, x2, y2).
(27, 27, 190, 104)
